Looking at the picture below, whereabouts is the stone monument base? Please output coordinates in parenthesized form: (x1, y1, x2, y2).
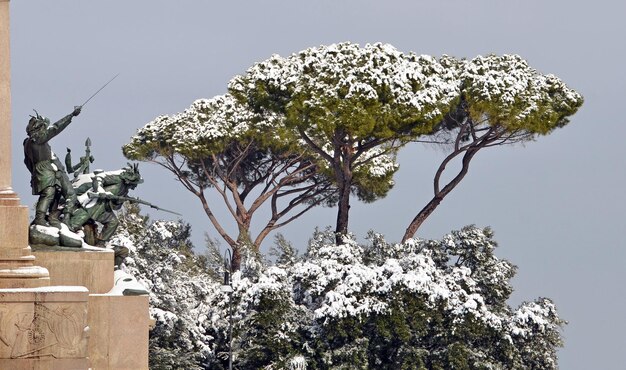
(0, 358, 89, 370)
(32, 246, 113, 294)
(0, 287, 89, 370)
(0, 358, 90, 370)
(88, 294, 150, 370)
(32, 245, 150, 369)
(0, 264, 51, 289)
(0, 196, 50, 289)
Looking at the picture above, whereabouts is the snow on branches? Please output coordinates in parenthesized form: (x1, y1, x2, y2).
(460, 54, 583, 134)
(123, 94, 262, 160)
(118, 213, 565, 369)
(229, 42, 459, 123)
(124, 42, 583, 247)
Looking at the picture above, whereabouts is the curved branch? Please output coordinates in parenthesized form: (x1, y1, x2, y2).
(403, 126, 500, 242)
(247, 159, 317, 215)
(253, 185, 335, 246)
(200, 160, 239, 222)
(161, 156, 200, 195)
(196, 191, 238, 248)
(227, 140, 255, 179)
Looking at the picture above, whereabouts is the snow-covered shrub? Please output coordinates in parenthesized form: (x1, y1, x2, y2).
(283, 226, 564, 369)
(112, 205, 216, 369)
(114, 211, 564, 369)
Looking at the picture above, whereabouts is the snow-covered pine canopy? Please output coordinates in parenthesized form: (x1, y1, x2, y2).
(124, 94, 267, 160)
(228, 42, 460, 198)
(125, 42, 582, 191)
(459, 54, 583, 135)
(228, 42, 459, 135)
(123, 41, 583, 250)
(229, 42, 582, 149)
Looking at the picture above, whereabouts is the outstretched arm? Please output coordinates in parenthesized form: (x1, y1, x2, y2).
(40, 106, 81, 143)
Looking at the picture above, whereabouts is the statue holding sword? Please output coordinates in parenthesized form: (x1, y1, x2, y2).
(25, 75, 181, 248)
(23, 74, 118, 228)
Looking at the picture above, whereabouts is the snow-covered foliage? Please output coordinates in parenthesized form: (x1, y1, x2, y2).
(228, 42, 582, 150)
(115, 209, 564, 369)
(228, 42, 461, 200)
(460, 54, 583, 134)
(111, 205, 216, 369)
(229, 42, 459, 123)
(225, 42, 582, 229)
(123, 42, 582, 250)
(123, 94, 266, 160)
(119, 43, 579, 368)
(122, 90, 336, 256)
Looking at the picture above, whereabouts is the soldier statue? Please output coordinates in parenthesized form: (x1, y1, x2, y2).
(22, 77, 178, 249)
(23, 107, 81, 228)
(71, 164, 144, 246)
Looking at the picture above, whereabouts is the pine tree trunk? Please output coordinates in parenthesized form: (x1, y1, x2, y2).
(402, 147, 480, 243)
(402, 196, 443, 242)
(334, 151, 353, 245)
(335, 183, 351, 244)
(231, 224, 252, 271)
(231, 246, 241, 271)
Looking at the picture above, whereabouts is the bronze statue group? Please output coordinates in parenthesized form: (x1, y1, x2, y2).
(23, 107, 145, 247)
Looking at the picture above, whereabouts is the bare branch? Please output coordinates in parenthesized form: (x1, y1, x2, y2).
(226, 140, 255, 179)
(200, 160, 239, 222)
(196, 191, 238, 248)
(253, 184, 335, 246)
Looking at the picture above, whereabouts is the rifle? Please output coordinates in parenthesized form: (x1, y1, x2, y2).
(88, 193, 181, 216)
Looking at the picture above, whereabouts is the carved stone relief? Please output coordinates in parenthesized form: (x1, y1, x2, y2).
(0, 302, 87, 359)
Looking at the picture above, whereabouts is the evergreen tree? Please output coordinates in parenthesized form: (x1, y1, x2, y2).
(402, 55, 583, 240)
(125, 43, 582, 249)
(123, 95, 335, 269)
(229, 42, 458, 242)
(112, 205, 216, 369)
(118, 42, 580, 369)
(113, 212, 566, 369)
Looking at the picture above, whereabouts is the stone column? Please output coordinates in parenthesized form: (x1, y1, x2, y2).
(0, 0, 13, 195)
(0, 0, 50, 288)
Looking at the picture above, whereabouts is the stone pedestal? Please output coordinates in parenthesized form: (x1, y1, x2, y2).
(0, 0, 49, 289)
(33, 247, 114, 294)
(34, 248, 151, 369)
(0, 195, 51, 289)
(0, 287, 89, 370)
(88, 295, 150, 370)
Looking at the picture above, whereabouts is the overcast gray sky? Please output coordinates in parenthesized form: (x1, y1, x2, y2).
(8, 1, 625, 368)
